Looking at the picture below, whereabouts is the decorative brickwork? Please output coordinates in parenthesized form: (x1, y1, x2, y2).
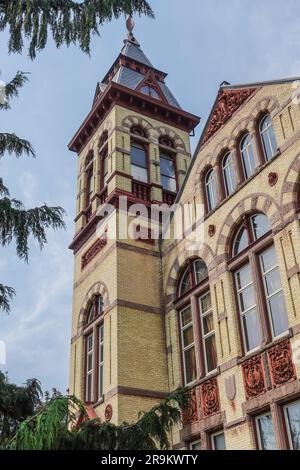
(242, 355, 266, 400)
(105, 404, 113, 422)
(268, 340, 296, 389)
(200, 378, 220, 417)
(81, 236, 107, 270)
(182, 387, 199, 425)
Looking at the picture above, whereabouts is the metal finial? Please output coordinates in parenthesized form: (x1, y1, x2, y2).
(126, 16, 135, 40)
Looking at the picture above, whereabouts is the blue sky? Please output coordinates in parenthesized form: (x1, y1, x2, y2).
(1, 0, 300, 393)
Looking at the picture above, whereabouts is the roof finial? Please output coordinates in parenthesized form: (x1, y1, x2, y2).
(126, 16, 135, 41)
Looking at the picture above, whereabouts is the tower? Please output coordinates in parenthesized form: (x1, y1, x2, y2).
(68, 19, 200, 425)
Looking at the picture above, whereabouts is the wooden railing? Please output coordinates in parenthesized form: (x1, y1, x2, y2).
(132, 180, 150, 201)
(163, 190, 176, 206)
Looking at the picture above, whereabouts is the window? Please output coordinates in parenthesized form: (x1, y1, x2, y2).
(260, 115, 278, 162)
(86, 168, 93, 207)
(190, 440, 201, 450)
(211, 431, 226, 450)
(222, 152, 236, 196)
(284, 401, 300, 450)
(176, 259, 216, 384)
(180, 306, 197, 385)
(131, 143, 148, 183)
(232, 214, 288, 353)
(140, 84, 161, 100)
(199, 292, 217, 374)
(240, 134, 257, 179)
(233, 213, 271, 257)
(84, 296, 105, 403)
(255, 413, 277, 450)
(205, 169, 217, 212)
(160, 154, 176, 192)
(86, 334, 93, 402)
(98, 325, 104, 400)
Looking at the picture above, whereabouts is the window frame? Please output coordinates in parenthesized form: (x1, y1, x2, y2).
(199, 291, 217, 375)
(85, 333, 94, 403)
(259, 114, 278, 162)
(130, 140, 149, 184)
(211, 430, 226, 450)
(180, 305, 197, 386)
(159, 151, 177, 193)
(189, 439, 201, 450)
(283, 400, 300, 450)
(205, 168, 217, 213)
(255, 411, 277, 451)
(240, 133, 257, 180)
(222, 151, 236, 196)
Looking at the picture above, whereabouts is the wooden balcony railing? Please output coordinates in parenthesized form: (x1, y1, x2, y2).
(163, 190, 176, 206)
(132, 180, 150, 202)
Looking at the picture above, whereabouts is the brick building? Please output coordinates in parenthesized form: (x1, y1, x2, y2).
(68, 21, 300, 450)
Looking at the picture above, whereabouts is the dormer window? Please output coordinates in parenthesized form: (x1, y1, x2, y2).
(140, 84, 161, 100)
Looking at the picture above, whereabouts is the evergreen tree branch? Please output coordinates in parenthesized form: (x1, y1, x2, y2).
(0, 198, 66, 262)
(0, 133, 35, 158)
(0, 71, 29, 111)
(0, 0, 154, 59)
(0, 284, 15, 314)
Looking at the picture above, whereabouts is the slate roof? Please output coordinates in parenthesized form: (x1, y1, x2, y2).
(121, 40, 153, 67)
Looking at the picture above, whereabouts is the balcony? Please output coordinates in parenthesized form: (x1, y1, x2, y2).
(132, 180, 150, 202)
(163, 190, 176, 206)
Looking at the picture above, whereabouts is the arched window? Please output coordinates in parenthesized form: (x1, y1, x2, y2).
(205, 169, 217, 212)
(259, 115, 278, 162)
(240, 134, 257, 179)
(140, 84, 161, 100)
(176, 259, 217, 384)
(84, 295, 104, 403)
(131, 142, 148, 183)
(222, 152, 236, 196)
(231, 214, 288, 354)
(85, 152, 94, 208)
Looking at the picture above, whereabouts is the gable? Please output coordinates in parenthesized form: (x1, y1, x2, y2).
(202, 87, 257, 145)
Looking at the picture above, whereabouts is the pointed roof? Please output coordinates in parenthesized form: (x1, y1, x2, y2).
(121, 39, 153, 68)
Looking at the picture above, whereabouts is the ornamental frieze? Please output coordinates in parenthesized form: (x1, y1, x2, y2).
(242, 355, 266, 400)
(81, 236, 107, 270)
(202, 88, 257, 145)
(268, 339, 296, 389)
(182, 387, 199, 425)
(200, 378, 220, 417)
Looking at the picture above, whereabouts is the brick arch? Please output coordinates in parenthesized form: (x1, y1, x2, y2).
(77, 281, 110, 331)
(212, 137, 232, 163)
(281, 152, 300, 217)
(153, 126, 186, 152)
(121, 115, 153, 137)
(249, 96, 280, 121)
(215, 193, 281, 259)
(194, 154, 214, 192)
(230, 116, 254, 141)
(164, 243, 215, 306)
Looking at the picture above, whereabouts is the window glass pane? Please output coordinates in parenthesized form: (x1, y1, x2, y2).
(223, 153, 236, 195)
(256, 414, 277, 450)
(206, 170, 217, 211)
(202, 313, 214, 335)
(260, 115, 277, 162)
(234, 227, 249, 256)
(251, 214, 271, 241)
(183, 326, 194, 348)
(131, 145, 147, 167)
(181, 307, 192, 327)
(86, 374, 92, 402)
(190, 441, 201, 450)
(160, 156, 175, 177)
(265, 269, 282, 295)
(87, 354, 93, 371)
(243, 308, 262, 351)
(194, 260, 208, 284)
(205, 335, 217, 372)
(200, 293, 212, 314)
(99, 365, 103, 398)
(268, 292, 289, 337)
(241, 134, 256, 179)
(132, 165, 148, 183)
(213, 432, 226, 450)
(236, 263, 252, 290)
(285, 401, 300, 450)
(184, 347, 197, 384)
(161, 175, 176, 192)
(180, 270, 191, 296)
(260, 245, 276, 273)
(239, 285, 256, 312)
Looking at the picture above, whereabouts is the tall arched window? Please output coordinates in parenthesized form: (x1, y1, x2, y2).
(259, 115, 278, 162)
(130, 127, 148, 183)
(84, 295, 104, 403)
(99, 131, 109, 188)
(231, 214, 288, 354)
(176, 259, 217, 385)
(222, 152, 236, 196)
(240, 134, 257, 179)
(159, 137, 176, 193)
(85, 152, 94, 208)
(205, 169, 217, 212)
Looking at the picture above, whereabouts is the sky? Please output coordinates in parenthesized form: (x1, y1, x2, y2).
(1, 0, 300, 394)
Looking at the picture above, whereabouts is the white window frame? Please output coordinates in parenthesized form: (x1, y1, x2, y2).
(189, 439, 201, 450)
(283, 400, 300, 450)
(255, 411, 276, 450)
(85, 333, 94, 402)
(211, 430, 226, 450)
(180, 305, 196, 386)
(222, 152, 236, 196)
(259, 247, 288, 341)
(240, 134, 256, 179)
(205, 169, 217, 212)
(260, 115, 277, 162)
(98, 325, 104, 400)
(199, 291, 217, 375)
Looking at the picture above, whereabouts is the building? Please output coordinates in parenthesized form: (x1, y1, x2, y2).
(68, 20, 300, 450)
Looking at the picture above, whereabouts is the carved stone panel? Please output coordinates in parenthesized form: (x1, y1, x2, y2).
(81, 236, 107, 269)
(242, 355, 266, 400)
(200, 378, 220, 417)
(268, 340, 296, 389)
(182, 387, 199, 425)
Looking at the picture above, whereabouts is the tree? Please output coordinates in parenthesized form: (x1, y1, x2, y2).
(0, 371, 42, 445)
(0, 1, 154, 313)
(9, 388, 188, 450)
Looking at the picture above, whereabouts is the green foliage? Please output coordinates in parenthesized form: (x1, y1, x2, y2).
(0, 372, 43, 443)
(0, 71, 29, 111)
(0, 0, 154, 59)
(10, 388, 189, 450)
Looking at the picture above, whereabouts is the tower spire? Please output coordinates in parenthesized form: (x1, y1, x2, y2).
(126, 16, 139, 45)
